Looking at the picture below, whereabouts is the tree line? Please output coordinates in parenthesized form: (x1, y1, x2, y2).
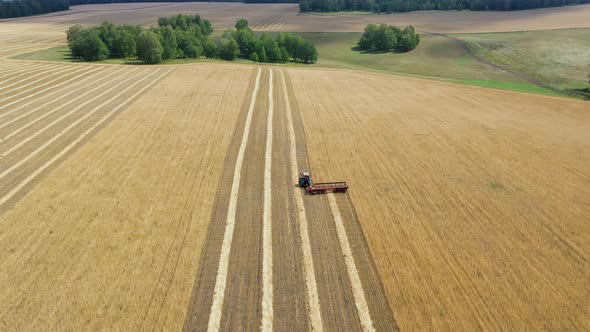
(357, 24, 419, 52)
(223, 18, 318, 63)
(299, 0, 590, 13)
(0, 0, 69, 19)
(67, 14, 318, 64)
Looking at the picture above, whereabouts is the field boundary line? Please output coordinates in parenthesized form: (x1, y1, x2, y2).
(261, 68, 274, 332)
(0, 67, 130, 139)
(0, 66, 125, 132)
(207, 67, 262, 332)
(0, 66, 89, 112)
(280, 69, 323, 332)
(0, 68, 173, 208)
(327, 193, 374, 332)
(0, 68, 151, 179)
(0, 65, 106, 123)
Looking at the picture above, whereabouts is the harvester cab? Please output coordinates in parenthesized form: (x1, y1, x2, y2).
(298, 171, 311, 188)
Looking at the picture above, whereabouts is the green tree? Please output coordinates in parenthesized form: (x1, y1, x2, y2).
(374, 24, 397, 51)
(160, 25, 178, 60)
(259, 47, 268, 62)
(398, 33, 415, 52)
(176, 30, 202, 58)
(218, 38, 240, 61)
(234, 28, 256, 57)
(203, 39, 218, 58)
(70, 29, 109, 61)
(97, 21, 117, 52)
(137, 31, 163, 64)
(112, 29, 136, 59)
(235, 18, 249, 30)
(251, 52, 259, 62)
(297, 40, 318, 63)
(277, 33, 300, 58)
(358, 24, 379, 51)
(260, 34, 281, 62)
(280, 47, 290, 63)
(66, 24, 83, 43)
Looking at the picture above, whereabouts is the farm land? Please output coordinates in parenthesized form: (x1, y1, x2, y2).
(0, 2, 589, 331)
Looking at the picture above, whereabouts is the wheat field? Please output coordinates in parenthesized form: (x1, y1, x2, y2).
(288, 68, 590, 331)
(0, 64, 253, 330)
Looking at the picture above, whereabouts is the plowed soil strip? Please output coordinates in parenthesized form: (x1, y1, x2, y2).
(327, 193, 374, 331)
(282, 70, 398, 331)
(182, 68, 260, 332)
(280, 69, 322, 331)
(333, 194, 399, 332)
(206, 67, 261, 332)
(271, 69, 308, 331)
(220, 68, 268, 330)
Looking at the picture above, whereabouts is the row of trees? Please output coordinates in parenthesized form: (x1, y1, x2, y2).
(357, 24, 420, 52)
(67, 15, 318, 64)
(67, 15, 213, 62)
(0, 0, 69, 19)
(223, 18, 318, 63)
(299, 0, 590, 12)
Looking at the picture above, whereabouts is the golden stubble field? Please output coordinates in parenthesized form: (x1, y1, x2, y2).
(288, 68, 590, 331)
(0, 64, 252, 330)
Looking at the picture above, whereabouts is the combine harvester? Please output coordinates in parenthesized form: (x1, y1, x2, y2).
(298, 171, 348, 194)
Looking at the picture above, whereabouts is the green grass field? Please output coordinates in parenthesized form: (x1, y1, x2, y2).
(12, 46, 128, 64)
(298, 32, 562, 95)
(457, 29, 590, 94)
(12, 29, 590, 98)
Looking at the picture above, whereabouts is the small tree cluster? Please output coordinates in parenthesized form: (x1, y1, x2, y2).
(357, 24, 420, 53)
(67, 15, 212, 63)
(223, 19, 318, 64)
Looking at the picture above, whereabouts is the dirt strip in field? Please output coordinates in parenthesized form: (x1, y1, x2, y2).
(184, 67, 397, 331)
(183, 68, 262, 332)
(282, 69, 398, 331)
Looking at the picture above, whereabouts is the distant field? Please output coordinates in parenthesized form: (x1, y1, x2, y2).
(301, 29, 590, 97)
(459, 29, 590, 92)
(299, 32, 560, 96)
(2, 2, 590, 98)
(16, 29, 587, 98)
(291, 4, 590, 32)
